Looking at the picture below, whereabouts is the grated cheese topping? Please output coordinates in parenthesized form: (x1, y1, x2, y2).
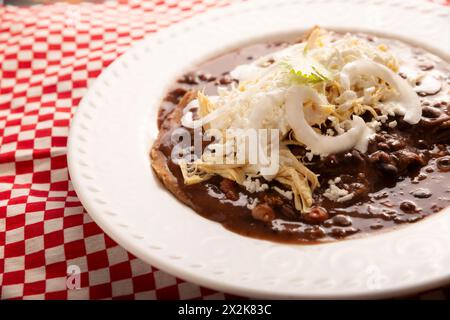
(179, 27, 423, 213)
(243, 177, 269, 193)
(323, 177, 354, 203)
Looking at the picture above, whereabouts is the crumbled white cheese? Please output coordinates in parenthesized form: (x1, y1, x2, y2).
(246, 198, 259, 210)
(367, 119, 382, 131)
(243, 177, 269, 193)
(273, 186, 293, 200)
(376, 114, 388, 123)
(271, 219, 304, 232)
(323, 177, 354, 202)
(388, 120, 397, 128)
(324, 184, 349, 201)
(305, 151, 314, 162)
(335, 90, 357, 109)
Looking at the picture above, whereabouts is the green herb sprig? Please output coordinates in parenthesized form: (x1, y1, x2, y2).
(289, 65, 329, 84)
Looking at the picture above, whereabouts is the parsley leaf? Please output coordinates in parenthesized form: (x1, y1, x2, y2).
(281, 55, 330, 85)
(289, 65, 329, 84)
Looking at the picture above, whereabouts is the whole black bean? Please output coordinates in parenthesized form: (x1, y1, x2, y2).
(422, 106, 442, 118)
(370, 223, 384, 230)
(400, 201, 417, 213)
(218, 75, 233, 85)
(304, 226, 326, 239)
(379, 163, 399, 175)
(437, 156, 450, 172)
(425, 166, 434, 173)
(377, 142, 390, 151)
(198, 73, 216, 82)
(411, 188, 432, 199)
(330, 227, 359, 238)
(416, 140, 429, 149)
(178, 72, 199, 85)
(332, 215, 352, 227)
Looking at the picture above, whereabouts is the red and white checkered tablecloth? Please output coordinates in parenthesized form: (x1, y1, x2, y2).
(1, 0, 450, 300)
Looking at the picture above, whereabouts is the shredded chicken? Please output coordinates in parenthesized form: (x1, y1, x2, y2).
(179, 27, 420, 214)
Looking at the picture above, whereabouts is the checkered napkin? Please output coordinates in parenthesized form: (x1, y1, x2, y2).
(0, 0, 449, 300)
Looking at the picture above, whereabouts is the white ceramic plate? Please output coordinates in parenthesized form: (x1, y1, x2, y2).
(68, 0, 450, 299)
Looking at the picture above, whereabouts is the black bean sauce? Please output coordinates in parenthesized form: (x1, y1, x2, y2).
(155, 34, 450, 244)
